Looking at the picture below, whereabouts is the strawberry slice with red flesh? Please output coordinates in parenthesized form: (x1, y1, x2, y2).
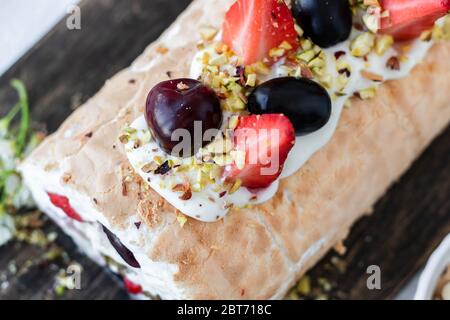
(225, 114, 295, 189)
(47, 192, 83, 222)
(123, 277, 143, 295)
(222, 0, 299, 65)
(380, 0, 450, 41)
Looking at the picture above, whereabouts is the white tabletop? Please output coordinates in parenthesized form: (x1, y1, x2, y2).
(0, 0, 419, 300)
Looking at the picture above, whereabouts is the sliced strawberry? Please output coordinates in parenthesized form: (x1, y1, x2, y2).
(123, 277, 143, 295)
(225, 114, 295, 189)
(222, 0, 299, 65)
(47, 192, 83, 222)
(380, 0, 450, 41)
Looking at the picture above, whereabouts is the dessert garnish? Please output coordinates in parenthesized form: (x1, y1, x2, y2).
(145, 78, 222, 157)
(123, 0, 450, 222)
(247, 77, 332, 136)
(0, 80, 43, 246)
(222, 0, 299, 65)
(293, 0, 353, 48)
(224, 114, 295, 189)
(379, 0, 450, 41)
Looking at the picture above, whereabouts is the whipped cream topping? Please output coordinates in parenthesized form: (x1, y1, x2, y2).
(125, 117, 278, 222)
(125, 18, 443, 222)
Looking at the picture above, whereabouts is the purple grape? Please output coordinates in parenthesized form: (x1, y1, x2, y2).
(145, 79, 222, 157)
(292, 0, 352, 48)
(248, 77, 331, 136)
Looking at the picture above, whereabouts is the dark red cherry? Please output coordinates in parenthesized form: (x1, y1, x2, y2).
(145, 79, 222, 157)
(102, 225, 140, 268)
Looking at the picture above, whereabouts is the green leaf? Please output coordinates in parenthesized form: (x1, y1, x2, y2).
(10, 79, 30, 157)
(0, 102, 20, 138)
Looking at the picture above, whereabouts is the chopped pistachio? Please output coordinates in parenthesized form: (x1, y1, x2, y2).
(294, 24, 304, 37)
(269, 47, 286, 58)
(118, 134, 129, 144)
(344, 98, 352, 108)
(319, 75, 333, 89)
(229, 179, 242, 194)
(141, 162, 158, 173)
(313, 45, 322, 54)
(228, 115, 240, 130)
(209, 54, 228, 66)
(140, 130, 152, 144)
(209, 165, 222, 181)
(350, 32, 375, 57)
(202, 51, 211, 64)
(364, 0, 381, 6)
(123, 126, 137, 135)
(177, 214, 188, 228)
(279, 40, 293, 50)
(358, 87, 377, 100)
(297, 276, 311, 295)
(252, 62, 271, 75)
(245, 74, 257, 87)
(336, 73, 350, 92)
(308, 56, 325, 68)
(297, 49, 316, 63)
(225, 96, 246, 111)
(153, 156, 164, 165)
(336, 56, 350, 70)
(362, 7, 381, 33)
(199, 26, 218, 41)
(375, 35, 394, 55)
(300, 38, 313, 51)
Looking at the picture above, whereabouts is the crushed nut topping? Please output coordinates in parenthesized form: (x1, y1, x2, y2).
(154, 161, 171, 175)
(386, 56, 400, 70)
(351, 32, 376, 57)
(141, 162, 158, 173)
(176, 81, 190, 91)
(360, 70, 384, 82)
(198, 26, 218, 41)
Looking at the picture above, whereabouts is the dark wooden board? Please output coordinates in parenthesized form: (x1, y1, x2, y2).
(0, 0, 449, 300)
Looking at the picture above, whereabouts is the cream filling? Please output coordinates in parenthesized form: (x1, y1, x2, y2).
(19, 161, 185, 299)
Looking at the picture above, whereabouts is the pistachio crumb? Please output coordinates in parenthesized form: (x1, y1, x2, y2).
(176, 215, 187, 228)
(199, 26, 218, 41)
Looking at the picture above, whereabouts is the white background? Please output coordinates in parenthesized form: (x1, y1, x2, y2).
(0, 0, 79, 75)
(0, 0, 420, 300)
